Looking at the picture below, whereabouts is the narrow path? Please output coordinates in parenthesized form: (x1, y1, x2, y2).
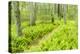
(24, 24, 64, 52)
(38, 24, 65, 45)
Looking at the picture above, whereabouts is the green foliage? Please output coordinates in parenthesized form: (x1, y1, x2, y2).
(11, 37, 27, 52)
(29, 20, 78, 51)
(10, 19, 78, 52)
(11, 22, 59, 52)
(9, 2, 78, 53)
(67, 5, 78, 20)
(23, 23, 55, 42)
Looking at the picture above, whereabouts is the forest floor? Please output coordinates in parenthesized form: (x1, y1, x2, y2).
(24, 23, 64, 52)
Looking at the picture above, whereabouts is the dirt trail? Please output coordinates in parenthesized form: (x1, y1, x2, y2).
(31, 24, 63, 46)
(24, 24, 64, 52)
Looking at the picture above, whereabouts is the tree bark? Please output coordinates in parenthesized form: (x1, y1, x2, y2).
(58, 4, 60, 17)
(63, 4, 67, 24)
(51, 4, 54, 23)
(29, 2, 36, 26)
(13, 1, 22, 36)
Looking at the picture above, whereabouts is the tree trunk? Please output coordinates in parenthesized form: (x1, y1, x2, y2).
(60, 4, 63, 18)
(29, 2, 36, 26)
(63, 4, 67, 24)
(58, 4, 60, 17)
(51, 4, 54, 23)
(13, 1, 22, 36)
(54, 4, 57, 15)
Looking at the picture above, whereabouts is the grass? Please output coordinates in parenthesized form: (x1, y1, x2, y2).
(10, 19, 78, 52)
(10, 20, 60, 52)
(28, 20, 78, 52)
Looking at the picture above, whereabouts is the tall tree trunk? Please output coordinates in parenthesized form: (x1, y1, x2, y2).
(60, 4, 63, 18)
(29, 2, 36, 26)
(54, 4, 57, 15)
(13, 1, 22, 36)
(58, 4, 60, 17)
(51, 4, 54, 23)
(63, 4, 67, 24)
(34, 3, 37, 24)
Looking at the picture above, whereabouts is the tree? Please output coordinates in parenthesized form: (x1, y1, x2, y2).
(54, 4, 56, 15)
(58, 4, 60, 17)
(63, 4, 67, 24)
(59, 4, 63, 18)
(50, 4, 54, 23)
(57, 4, 64, 19)
(29, 2, 36, 26)
(13, 1, 22, 36)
